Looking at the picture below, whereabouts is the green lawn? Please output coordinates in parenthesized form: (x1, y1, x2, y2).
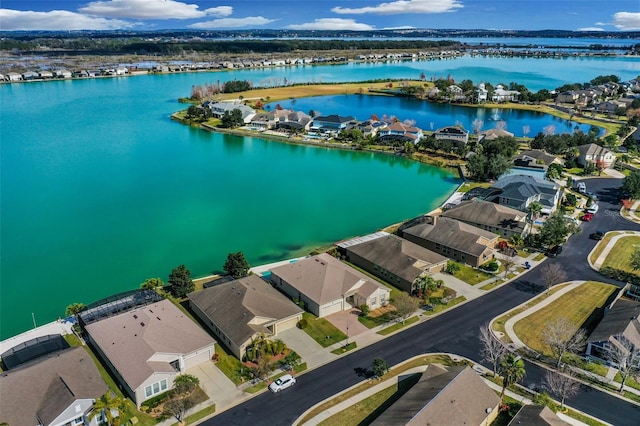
(457, 181, 492, 193)
(614, 372, 640, 391)
(513, 281, 617, 356)
(600, 236, 640, 273)
(448, 262, 494, 285)
(377, 316, 419, 335)
(172, 404, 216, 426)
(331, 342, 357, 354)
(302, 312, 347, 347)
(213, 344, 246, 385)
(422, 296, 466, 315)
(589, 231, 622, 264)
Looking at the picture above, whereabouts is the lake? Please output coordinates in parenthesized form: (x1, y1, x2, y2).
(0, 53, 634, 338)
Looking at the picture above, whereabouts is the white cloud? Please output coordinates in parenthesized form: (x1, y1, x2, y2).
(594, 22, 606, 26)
(190, 16, 275, 29)
(332, 0, 463, 15)
(287, 18, 375, 31)
(79, 0, 232, 20)
(577, 27, 605, 32)
(382, 26, 417, 30)
(0, 9, 134, 30)
(612, 12, 640, 31)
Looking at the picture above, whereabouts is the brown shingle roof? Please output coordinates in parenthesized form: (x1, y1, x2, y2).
(371, 365, 500, 425)
(84, 299, 215, 391)
(270, 253, 387, 305)
(188, 275, 303, 346)
(442, 199, 527, 234)
(0, 347, 108, 426)
(508, 405, 570, 425)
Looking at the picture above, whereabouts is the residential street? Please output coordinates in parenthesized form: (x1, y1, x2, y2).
(203, 177, 640, 426)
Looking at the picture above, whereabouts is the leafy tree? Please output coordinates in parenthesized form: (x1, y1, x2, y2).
(88, 391, 124, 426)
(372, 357, 389, 378)
(527, 201, 542, 223)
(223, 251, 251, 279)
(479, 323, 506, 377)
(509, 234, 524, 250)
(140, 277, 164, 290)
(391, 292, 419, 324)
(622, 170, 640, 199)
(168, 264, 194, 298)
(499, 353, 526, 401)
(542, 318, 586, 368)
(543, 370, 580, 410)
(630, 246, 640, 271)
(65, 302, 86, 318)
(546, 163, 563, 180)
(220, 108, 244, 128)
(173, 374, 200, 395)
(538, 212, 580, 247)
(445, 261, 461, 275)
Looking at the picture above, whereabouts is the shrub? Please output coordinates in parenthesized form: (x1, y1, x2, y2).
(481, 260, 499, 272)
(445, 261, 460, 275)
(297, 319, 308, 329)
(359, 304, 370, 316)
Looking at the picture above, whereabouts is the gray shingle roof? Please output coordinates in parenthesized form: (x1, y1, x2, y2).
(508, 405, 570, 426)
(85, 299, 215, 391)
(442, 199, 527, 233)
(0, 346, 108, 426)
(188, 275, 303, 347)
(403, 217, 498, 257)
(587, 298, 640, 347)
(371, 365, 500, 426)
(345, 234, 447, 283)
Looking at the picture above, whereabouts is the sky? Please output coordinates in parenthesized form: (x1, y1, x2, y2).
(0, 0, 639, 32)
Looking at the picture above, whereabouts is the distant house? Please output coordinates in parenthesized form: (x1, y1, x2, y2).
(478, 128, 515, 142)
(207, 101, 256, 123)
(513, 149, 560, 171)
(370, 365, 500, 426)
(270, 253, 390, 317)
(377, 122, 423, 145)
(338, 232, 448, 293)
(311, 114, 355, 132)
(491, 174, 562, 215)
(492, 84, 519, 102)
(83, 298, 215, 407)
(354, 120, 387, 138)
(6, 72, 22, 81)
(576, 143, 616, 169)
(402, 216, 497, 267)
(442, 199, 530, 238)
(508, 405, 570, 426)
(434, 126, 469, 145)
(0, 346, 108, 426)
(476, 83, 489, 102)
(188, 275, 303, 359)
(556, 91, 579, 104)
(586, 298, 640, 368)
(250, 109, 311, 131)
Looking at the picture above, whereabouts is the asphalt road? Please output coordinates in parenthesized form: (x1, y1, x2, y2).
(204, 177, 640, 426)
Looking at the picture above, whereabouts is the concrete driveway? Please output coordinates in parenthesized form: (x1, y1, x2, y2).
(186, 361, 244, 412)
(325, 308, 369, 337)
(277, 327, 335, 370)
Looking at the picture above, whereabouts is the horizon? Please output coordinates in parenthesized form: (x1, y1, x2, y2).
(1, 1, 639, 32)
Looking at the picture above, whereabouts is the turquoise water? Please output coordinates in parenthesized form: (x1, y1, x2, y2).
(0, 76, 458, 339)
(273, 95, 592, 136)
(1, 54, 635, 339)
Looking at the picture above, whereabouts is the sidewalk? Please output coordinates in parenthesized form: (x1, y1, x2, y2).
(588, 231, 640, 270)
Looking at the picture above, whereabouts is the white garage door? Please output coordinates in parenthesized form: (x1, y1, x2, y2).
(184, 347, 213, 369)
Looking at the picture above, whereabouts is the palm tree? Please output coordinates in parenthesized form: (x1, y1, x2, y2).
(499, 354, 526, 401)
(88, 391, 124, 426)
(64, 302, 86, 321)
(527, 201, 542, 225)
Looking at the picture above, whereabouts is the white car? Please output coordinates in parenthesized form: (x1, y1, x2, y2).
(269, 374, 296, 392)
(587, 203, 599, 214)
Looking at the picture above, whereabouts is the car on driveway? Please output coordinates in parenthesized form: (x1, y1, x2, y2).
(269, 374, 296, 393)
(546, 245, 563, 257)
(582, 212, 594, 221)
(590, 230, 605, 240)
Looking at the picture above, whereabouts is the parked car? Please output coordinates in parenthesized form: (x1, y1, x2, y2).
(269, 374, 296, 393)
(577, 182, 586, 194)
(590, 230, 605, 240)
(582, 212, 594, 222)
(587, 203, 599, 214)
(546, 245, 563, 257)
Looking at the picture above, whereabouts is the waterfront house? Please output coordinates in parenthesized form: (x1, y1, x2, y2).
(492, 84, 519, 102)
(269, 253, 390, 317)
(311, 114, 356, 132)
(402, 216, 497, 268)
(6, 72, 22, 81)
(491, 174, 562, 215)
(513, 149, 560, 171)
(576, 143, 616, 169)
(478, 128, 515, 142)
(207, 101, 256, 123)
(354, 120, 387, 138)
(434, 126, 469, 145)
(442, 199, 530, 238)
(476, 83, 489, 102)
(0, 346, 109, 426)
(337, 232, 448, 293)
(556, 91, 579, 104)
(370, 365, 500, 426)
(376, 122, 423, 145)
(83, 298, 215, 407)
(508, 405, 570, 425)
(188, 275, 303, 359)
(586, 298, 640, 368)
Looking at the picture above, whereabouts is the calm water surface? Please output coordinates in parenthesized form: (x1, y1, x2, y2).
(0, 54, 635, 338)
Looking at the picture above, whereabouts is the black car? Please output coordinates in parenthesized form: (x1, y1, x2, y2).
(546, 245, 563, 257)
(590, 231, 605, 240)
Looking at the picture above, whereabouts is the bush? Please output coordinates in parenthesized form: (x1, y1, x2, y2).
(359, 304, 370, 316)
(297, 319, 308, 329)
(599, 266, 640, 285)
(481, 260, 499, 272)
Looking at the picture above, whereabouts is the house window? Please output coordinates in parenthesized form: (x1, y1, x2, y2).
(145, 378, 168, 399)
(380, 293, 386, 304)
(73, 417, 84, 425)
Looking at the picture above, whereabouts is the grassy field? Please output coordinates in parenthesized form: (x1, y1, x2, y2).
(589, 231, 623, 265)
(302, 312, 347, 347)
(600, 236, 640, 273)
(512, 281, 617, 355)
